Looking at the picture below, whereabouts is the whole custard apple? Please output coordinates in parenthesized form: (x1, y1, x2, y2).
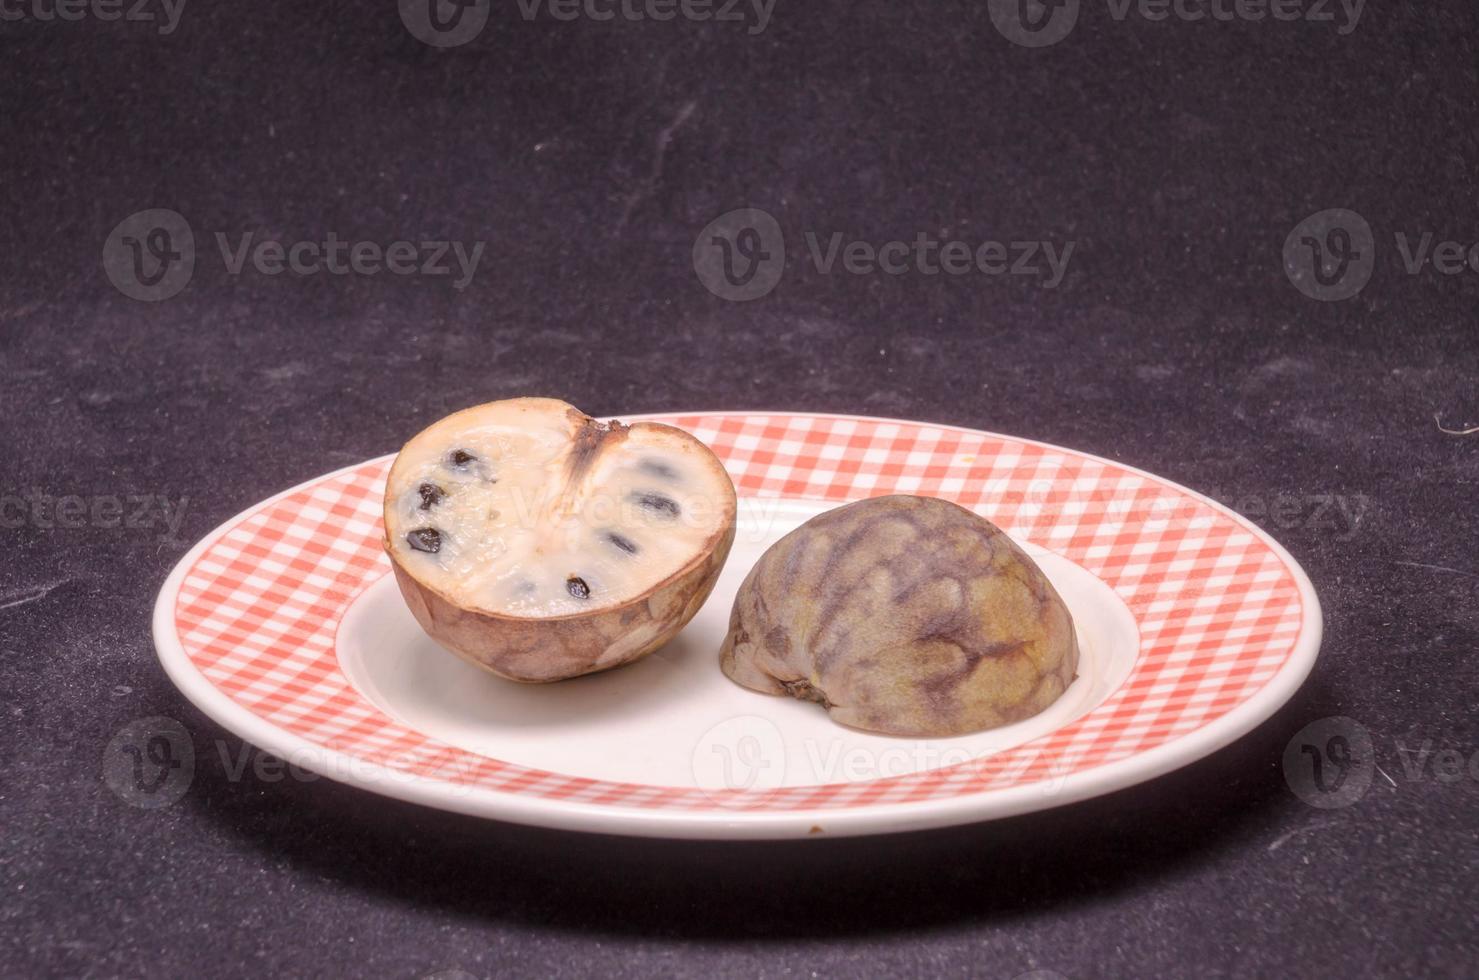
(720, 495, 1079, 737)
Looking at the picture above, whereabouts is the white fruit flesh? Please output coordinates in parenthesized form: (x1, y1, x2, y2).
(384, 398, 734, 618)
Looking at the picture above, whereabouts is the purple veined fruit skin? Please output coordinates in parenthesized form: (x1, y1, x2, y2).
(720, 494, 1079, 737)
(384, 397, 737, 684)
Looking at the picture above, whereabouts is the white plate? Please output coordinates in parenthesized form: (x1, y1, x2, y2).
(154, 411, 1321, 838)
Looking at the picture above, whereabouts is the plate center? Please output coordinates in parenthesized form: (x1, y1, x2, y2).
(336, 498, 1140, 790)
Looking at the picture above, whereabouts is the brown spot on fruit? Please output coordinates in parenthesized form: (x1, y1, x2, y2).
(780, 677, 832, 708)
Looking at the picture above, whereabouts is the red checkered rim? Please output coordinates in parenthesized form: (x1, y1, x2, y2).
(170, 412, 1305, 812)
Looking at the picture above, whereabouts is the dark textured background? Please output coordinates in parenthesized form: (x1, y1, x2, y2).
(2, 2, 1477, 977)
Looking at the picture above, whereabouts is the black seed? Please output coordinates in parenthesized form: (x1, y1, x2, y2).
(406, 528, 442, 554)
(566, 576, 591, 599)
(605, 531, 639, 555)
(631, 491, 680, 519)
(446, 448, 496, 482)
(417, 483, 445, 510)
(638, 458, 678, 481)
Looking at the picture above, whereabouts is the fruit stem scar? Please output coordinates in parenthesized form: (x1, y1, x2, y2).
(559, 414, 629, 519)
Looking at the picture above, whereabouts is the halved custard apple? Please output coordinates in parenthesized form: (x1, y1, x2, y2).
(384, 397, 737, 682)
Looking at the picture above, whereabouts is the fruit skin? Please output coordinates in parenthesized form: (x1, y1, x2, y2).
(720, 494, 1078, 737)
(390, 516, 734, 682)
(383, 397, 737, 683)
